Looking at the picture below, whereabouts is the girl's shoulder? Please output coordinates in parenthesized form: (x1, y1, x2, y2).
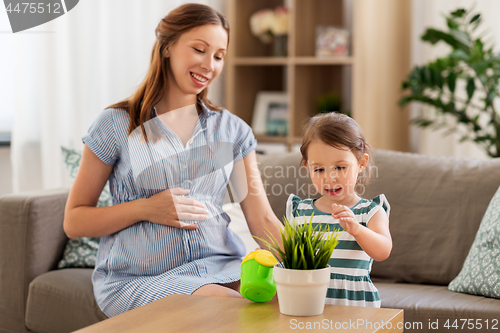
(286, 194, 317, 220)
(352, 194, 390, 221)
(286, 193, 314, 207)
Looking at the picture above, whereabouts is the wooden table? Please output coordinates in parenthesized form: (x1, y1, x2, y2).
(75, 295, 403, 333)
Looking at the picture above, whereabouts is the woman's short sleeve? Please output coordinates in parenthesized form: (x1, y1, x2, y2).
(82, 109, 119, 166)
(232, 114, 257, 162)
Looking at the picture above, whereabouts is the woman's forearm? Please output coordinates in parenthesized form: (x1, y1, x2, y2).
(63, 199, 146, 239)
(251, 215, 284, 251)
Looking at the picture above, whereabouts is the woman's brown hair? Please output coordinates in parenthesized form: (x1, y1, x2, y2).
(107, 3, 229, 140)
(300, 112, 374, 185)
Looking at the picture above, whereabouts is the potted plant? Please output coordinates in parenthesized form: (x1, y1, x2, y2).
(257, 214, 342, 316)
(399, 8, 500, 157)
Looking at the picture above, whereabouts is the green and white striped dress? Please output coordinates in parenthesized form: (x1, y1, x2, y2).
(286, 193, 390, 308)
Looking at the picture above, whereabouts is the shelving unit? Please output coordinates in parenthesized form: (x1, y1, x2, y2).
(225, 0, 354, 151)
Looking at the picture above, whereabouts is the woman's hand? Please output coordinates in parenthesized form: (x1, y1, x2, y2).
(332, 204, 360, 236)
(142, 187, 209, 230)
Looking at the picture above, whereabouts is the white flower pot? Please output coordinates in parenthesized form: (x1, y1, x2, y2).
(273, 265, 330, 316)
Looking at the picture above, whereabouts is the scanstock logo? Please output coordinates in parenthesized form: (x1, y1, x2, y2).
(3, 0, 79, 33)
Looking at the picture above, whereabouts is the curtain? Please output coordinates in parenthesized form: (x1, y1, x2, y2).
(10, 0, 224, 193)
(411, 0, 500, 158)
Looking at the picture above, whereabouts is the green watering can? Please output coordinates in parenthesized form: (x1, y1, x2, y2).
(240, 249, 278, 302)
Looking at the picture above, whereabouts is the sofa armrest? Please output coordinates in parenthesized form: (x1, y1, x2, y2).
(0, 189, 69, 333)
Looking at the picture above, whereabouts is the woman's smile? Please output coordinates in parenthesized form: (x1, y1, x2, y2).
(190, 71, 209, 86)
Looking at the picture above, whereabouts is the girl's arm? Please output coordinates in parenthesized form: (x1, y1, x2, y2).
(64, 144, 208, 238)
(352, 209, 392, 261)
(333, 205, 392, 261)
(230, 151, 283, 251)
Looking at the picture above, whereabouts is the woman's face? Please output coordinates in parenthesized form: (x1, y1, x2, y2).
(166, 24, 228, 98)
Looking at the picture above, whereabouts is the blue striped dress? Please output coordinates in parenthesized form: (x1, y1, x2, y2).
(82, 100, 256, 317)
(286, 193, 390, 308)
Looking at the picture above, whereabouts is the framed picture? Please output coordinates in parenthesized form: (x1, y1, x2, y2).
(315, 26, 350, 57)
(252, 92, 288, 136)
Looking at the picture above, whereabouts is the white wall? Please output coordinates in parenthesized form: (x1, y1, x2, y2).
(0, 147, 13, 196)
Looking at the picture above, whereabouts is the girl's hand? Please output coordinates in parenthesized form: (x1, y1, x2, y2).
(143, 187, 209, 230)
(332, 203, 360, 236)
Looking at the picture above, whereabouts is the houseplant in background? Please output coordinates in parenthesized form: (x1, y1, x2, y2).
(317, 92, 352, 117)
(399, 8, 500, 157)
(257, 214, 342, 316)
(250, 6, 289, 57)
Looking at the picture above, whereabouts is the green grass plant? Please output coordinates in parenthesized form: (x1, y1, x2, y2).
(256, 213, 343, 270)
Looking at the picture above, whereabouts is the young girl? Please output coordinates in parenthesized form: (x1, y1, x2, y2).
(64, 4, 282, 317)
(286, 112, 392, 308)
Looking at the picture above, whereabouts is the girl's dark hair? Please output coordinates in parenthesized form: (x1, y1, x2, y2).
(107, 3, 229, 140)
(300, 112, 374, 185)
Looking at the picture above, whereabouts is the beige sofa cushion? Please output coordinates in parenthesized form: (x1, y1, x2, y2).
(25, 269, 107, 333)
(376, 282, 500, 333)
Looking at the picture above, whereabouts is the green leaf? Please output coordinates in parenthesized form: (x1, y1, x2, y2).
(398, 96, 413, 107)
(471, 17, 482, 31)
(470, 14, 480, 24)
(450, 9, 466, 18)
(472, 61, 490, 76)
(434, 58, 449, 71)
(449, 29, 472, 48)
(446, 17, 459, 30)
(449, 49, 470, 61)
(411, 117, 435, 128)
(431, 67, 443, 89)
(292, 243, 298, 269)
(422, 28, 470, 51)
(466, 77, 476, 100)
(474, 135, 493, 143)
(447, 72, 456, 93)
(422, 66, 432, 85)
(487, 91, 497, 105)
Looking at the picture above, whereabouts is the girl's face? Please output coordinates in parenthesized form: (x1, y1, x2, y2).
(304, 140, 368, 207)
(166, 24, 227, 99)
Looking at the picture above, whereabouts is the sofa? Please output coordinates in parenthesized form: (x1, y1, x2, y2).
(1, 149, 500, 333)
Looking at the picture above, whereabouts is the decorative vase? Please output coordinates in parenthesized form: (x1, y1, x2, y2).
(273, 34, 288, 57)
(273, 265, 330, 316)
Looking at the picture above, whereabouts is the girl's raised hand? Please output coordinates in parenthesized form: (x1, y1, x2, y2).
(143, 187, 209, 230)
(332, 204, 360, 236)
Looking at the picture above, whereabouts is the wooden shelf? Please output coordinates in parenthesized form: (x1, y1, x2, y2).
(232, 56, 354, 66)
(225, 0, 412, 153)
(255, 135, 288, 143)
(293, 56, 354, 65)
(232, 57, 289, 66)
(225, 0, 355, 152)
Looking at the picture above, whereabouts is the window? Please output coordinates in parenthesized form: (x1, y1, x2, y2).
(0, 8, 14, 145)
